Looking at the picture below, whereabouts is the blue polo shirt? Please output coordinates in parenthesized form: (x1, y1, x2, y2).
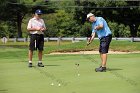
(92, 17, 112, 39)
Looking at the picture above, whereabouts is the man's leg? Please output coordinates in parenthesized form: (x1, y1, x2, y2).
(29, 50, 33, 61)
(95, 53, 107, 72)
(37, 50, 44, 67)
(95, 39, 107, 72)
(95, 35, 112, 72)
(38, 50, 42, 62)
(100, 53, 107, 67)
(28, 50, 33, 67)
(37, 34, 44, 67)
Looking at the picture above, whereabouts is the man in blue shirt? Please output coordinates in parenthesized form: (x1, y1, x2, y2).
(87, 13, 112, 72)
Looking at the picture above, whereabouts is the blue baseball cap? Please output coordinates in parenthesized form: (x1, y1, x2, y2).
(35, 9, 43, 14)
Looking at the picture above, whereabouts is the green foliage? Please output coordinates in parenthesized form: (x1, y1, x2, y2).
(55, 10, 78, 37)
(137, 25, 140, 37)
(108, 22, 130, 37)
(42, 10, 81, 37)
(51, 0, 75, 13)
(79, 22, 92, 37)
(90, 0, 127, 7)
(118, 24, 130, 37)
(43, 13, 58, 37)
(108, 22, 119, 37)
(0, 23, 8, 37)
(0, 0, 140, 37)
(0, 22, 17, 38)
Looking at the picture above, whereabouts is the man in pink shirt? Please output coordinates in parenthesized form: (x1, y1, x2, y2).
(27, 9, 46, 67)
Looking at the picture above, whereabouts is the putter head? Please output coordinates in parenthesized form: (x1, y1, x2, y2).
(87, 36, 92, 46)
(87, 42, 91, 46)
(77, 64, 79, 66)
(75, 63, 79, 66)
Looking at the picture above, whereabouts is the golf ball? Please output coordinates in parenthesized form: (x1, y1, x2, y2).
(51, 83, 54, 86)
(58, 83, 61, 86)
(78, 74, 80, 76)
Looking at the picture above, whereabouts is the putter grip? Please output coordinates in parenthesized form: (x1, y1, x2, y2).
(87, 36, 92, 46)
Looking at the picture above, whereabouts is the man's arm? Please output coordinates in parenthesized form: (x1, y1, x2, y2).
(40, 19, 47, 31)
(87, 32, 95, 46)
(94, 24, 103, 30)
(27, 27, 41, 31)
(27, 19, 44, 32)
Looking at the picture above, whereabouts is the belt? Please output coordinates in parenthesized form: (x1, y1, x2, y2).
(100, 34, 112, 39)
(30, 34, 43, 36)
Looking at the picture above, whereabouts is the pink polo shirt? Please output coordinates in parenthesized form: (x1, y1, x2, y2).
(27, 17, 46, 34)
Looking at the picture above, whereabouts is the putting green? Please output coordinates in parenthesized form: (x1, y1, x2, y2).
(0, 47, 140, 93)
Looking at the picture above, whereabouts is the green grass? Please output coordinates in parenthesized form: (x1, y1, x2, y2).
(0, 47, 140, 93)
(0, 40, 140, 54)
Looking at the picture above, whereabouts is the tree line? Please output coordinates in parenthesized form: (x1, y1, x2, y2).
(0, 0, 140, 38)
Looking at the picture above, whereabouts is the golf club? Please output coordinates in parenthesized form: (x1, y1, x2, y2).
(87, 36, 92, 46)
(75, 63, 80, 76)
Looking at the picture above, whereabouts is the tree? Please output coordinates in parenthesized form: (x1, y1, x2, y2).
(0, 0, 17, 37)
(40, 0, 81, 37)
(74, 0, 140, 37)
(0, 0, 28, 37)
(104, 1, 140, 37)
(0, 0, 55, 37)
(52, 10, 80, 37)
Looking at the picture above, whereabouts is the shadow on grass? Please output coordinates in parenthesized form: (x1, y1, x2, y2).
(28, 65, 61, 67)
(107, 68, 123, 71)
(45, 65, 61, 66)
(0, 89, 8, 92)
(0, 45, 28, 49)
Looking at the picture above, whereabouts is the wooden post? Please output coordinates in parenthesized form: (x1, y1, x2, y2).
(131, 37, 134, 42)
(57, 37, 61, 46)
(72, 37, 75, 43)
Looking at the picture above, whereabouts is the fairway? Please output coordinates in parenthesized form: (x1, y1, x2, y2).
(0, 47, 140, 93)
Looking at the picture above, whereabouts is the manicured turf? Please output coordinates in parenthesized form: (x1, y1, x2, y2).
(0, 47, 140, 93)
(1, 40, 140, 54)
